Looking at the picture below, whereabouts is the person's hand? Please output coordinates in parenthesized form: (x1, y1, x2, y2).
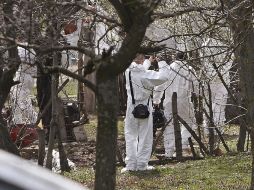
(149, 55, 155, 63)
(153, 104, 160, 109)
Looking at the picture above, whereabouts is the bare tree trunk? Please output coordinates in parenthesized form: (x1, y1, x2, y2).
(37, 57, 52, 140)
(0, 0, 20, 155)
(37, 79, 68, 166)
(46, 49, 70, 171)
(172, 92, 182, 160)
(118, 73, 127, 115)
(237, 98, 247, 152)
(251, 131, 254, 190)
(94, 72, 118, 190)
(78, 24, 96, 115)
(222, 0, 254, 188)
(57, 98, 67, 142)
(77, 55, 87, 117)
(197, 95, 205, 154)
(0, 118, 19, 155)
(37, 128, 45, 166)
(237, 122, 247, 152)
(207, 83, 215, 153)
(77, 29, 89, 121)
(91, 2, 154, 189)
(56, 98, 70, 172)
(238, 31, 254, 190)
(46, 52, 58, 170)
(83, 54, 96, 114)
(188, 137, 197, 159)
(192, 93, 204, 138)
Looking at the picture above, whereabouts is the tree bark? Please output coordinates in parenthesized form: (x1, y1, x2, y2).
(0, 0, 20, 155)
(37, 128, 45, 166)
(237, 95, 247, 152)
(77, 23, 92, 118)
(92, 2, 154, 189)
(45, 52, 58, 170)
(222, 0, 254, 188)
(56, 98, 70, 172)
(94, 71, 118, 190)
(207, 83, 215, 153)
(37, 56, 52, 136)
(172, 92, 182, 160)
(237, 121, 247, 152)
(37, 81, 69, 166)
(178, 115, 210, 155)
(188, 137, 197, 159)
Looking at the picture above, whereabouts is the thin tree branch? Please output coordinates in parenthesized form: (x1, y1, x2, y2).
(0, 36, 96, 58)
(45, 66, 97, 93)
(153, 6, 220, 20)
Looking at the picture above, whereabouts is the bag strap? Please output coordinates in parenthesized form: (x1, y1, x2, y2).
(147, 96, 150, 106)
(129, 70, 150, 106)
(129, 71, 135, 105)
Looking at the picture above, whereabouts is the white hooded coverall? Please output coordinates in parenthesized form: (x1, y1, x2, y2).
(10, 46, 37, 125)
(153, 60, 198, 156)
(201, 38, 232, 129)
(124, 60, 167, 170)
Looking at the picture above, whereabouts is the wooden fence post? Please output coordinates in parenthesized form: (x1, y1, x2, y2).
(172, 92, 182, 160)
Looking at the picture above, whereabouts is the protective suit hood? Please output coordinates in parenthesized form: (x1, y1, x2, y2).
(129, 59, 152, 71)
(126, 61, 167, 102)
(129, 62, 147, 72)
(158, 60, 168, 69)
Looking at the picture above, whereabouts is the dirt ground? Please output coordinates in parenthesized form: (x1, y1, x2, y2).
(20, 121, 240, 170)
(20, 136, 127, 169)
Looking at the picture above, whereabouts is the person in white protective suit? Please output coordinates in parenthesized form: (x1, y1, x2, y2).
(153, 52, 198, 157)
(201, 38, 232, 131)
(10, 46, 37, 125)
(122, 54, 168, 173)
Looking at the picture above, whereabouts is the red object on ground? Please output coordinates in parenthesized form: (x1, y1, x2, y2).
(64, 20, 77, 35)
(10, 124, 38, 148)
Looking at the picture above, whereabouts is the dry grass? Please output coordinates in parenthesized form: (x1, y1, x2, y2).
(64, 120, 252, 190)
(65, 153, 251, 190)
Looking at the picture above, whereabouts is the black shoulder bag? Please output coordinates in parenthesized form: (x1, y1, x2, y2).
(129, 71, 150, 119)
